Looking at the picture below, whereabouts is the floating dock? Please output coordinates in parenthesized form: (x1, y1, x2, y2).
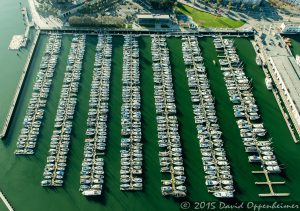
(252, 170, 290, 197)
(0, 30, 40, 139)
(8, 35, 27, 50)
(0, 191, 14, 211)
(8, 7, 34, 50)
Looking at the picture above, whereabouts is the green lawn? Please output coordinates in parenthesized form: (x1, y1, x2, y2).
(175, 3, 245, 28)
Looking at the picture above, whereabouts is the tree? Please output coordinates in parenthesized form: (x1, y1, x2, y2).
(252, 4, 257, 10)
(227, 0, 232, 10)
(240, 3, 245, 10)
(69, 15, 125, 27)
(149, 0, 176, 10)
(203, 0, 209, 5)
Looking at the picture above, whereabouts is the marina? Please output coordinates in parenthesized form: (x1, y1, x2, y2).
(80, 35, 112, 196)
(15, 33, 62, 155)
(0, 30, 40, 139)
(120, 35, 143, 191)
(182, 36, 234, 198)
(41, 34, 86, 187)
(151, 35, 187, 198)
(213, 36, 288, 196)
(1, 31, 300, 210)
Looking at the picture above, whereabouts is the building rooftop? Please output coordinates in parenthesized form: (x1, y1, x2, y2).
(270, 55, 300, 112)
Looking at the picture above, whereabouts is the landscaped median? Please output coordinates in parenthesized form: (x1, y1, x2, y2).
(175, 3, 245, 28)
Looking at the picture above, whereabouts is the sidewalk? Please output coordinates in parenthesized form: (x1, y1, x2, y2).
(28, 0, 63, 29)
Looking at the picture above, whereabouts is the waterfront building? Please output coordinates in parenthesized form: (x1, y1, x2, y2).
(281, 22, 300, 34)
(269, 55, 300, 133)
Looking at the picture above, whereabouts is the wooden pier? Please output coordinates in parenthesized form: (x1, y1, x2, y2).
(0, 191, 14, 211)
(0, 30, 40, 139)
(252, 170, 290, 197)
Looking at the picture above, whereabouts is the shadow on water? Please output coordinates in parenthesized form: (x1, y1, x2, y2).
(33, 35, 70, 156)
(167, 37, 215, 203)
(137, 38, 152, 193)
(86, 194, 107, 205)
(139, 36, 158, 195)
(198, 37, 265, 201)
(168, 38, 192, 195)
(139, 37, 152, 67)
(102, 35, 123, 206)
(3, 32, 300, 210)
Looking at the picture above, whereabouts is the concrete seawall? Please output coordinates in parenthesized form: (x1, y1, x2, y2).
(0, 30, 40, 139)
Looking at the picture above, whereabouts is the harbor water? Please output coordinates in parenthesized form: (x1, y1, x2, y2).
(289, 35, 300, 56)
(0, 0, 31, 127)
(0, 1, 300, 211)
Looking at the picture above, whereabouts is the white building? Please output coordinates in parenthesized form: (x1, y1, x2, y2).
(296, 55, 300, 67)
(269, 55, 300, 133)
(281, 22, 300, 34)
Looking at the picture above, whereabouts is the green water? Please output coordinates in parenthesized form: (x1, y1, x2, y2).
(167, 38, 214, 202)
(234, 38, 300, 200)
(0, 202, 7, 211)
(289, 35, 300, 57)
(198, 38, 262, 201)
(198, 37, 300, 202)
(0, 0, 31, 127)
(1, 2, 300, 209)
